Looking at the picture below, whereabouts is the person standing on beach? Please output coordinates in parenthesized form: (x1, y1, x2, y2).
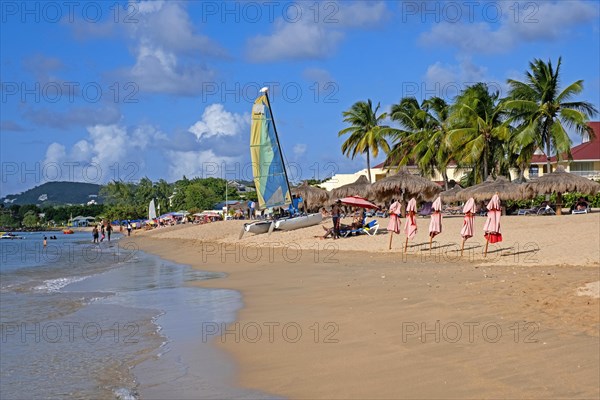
(92, 226, 99, 243)
(106, 223, 112, 242)
(331, 200, 341, 239)
(43, 236, 47, 247)
(127, 221, 132, 236)
(100, 224, 106, 242)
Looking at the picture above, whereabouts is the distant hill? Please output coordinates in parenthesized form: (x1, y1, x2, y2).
(1, 182, 103, 206)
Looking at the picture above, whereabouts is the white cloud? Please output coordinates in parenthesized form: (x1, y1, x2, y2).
(293, 143, 307, 157)
(247, 18, 343, 62)
(113, 1, 225, 95)
(188, 104, 249, 140)
(164, 149, 240, 181)
(246, 1, 389, 62)
(418, 1, 598, 54)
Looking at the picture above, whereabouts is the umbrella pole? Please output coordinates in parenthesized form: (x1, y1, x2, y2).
(404, 237, 409, 253)
(460, 238, 466, 257)
(429, 235, 433, 250)
(484, 237, 490, 257)
(388, 232, 394, 250)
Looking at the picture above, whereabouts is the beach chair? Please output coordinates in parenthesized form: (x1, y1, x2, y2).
(572, 205, 591, 214)
(340, 220, 379, 237)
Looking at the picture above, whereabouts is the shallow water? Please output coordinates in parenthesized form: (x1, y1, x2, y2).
(0, 232, 275, 399)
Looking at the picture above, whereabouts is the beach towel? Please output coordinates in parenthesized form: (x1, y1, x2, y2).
(460, 198, 476, 239)
(483, 194, 502, 243)
(404, 198, 418, 239)
(428, 197, 442, 238)
(387, 201, 402, 233)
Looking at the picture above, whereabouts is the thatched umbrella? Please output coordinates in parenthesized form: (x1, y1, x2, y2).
(524, 166, 600, 215)
(369, 169, 442, 202)
(331, 175, 371, 199)
(456, 176, 525, 202)
(292, 181, 330, 211)
(439, 185, 463, 203)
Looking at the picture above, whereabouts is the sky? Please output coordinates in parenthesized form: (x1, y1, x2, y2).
(1, 0, 599, 197)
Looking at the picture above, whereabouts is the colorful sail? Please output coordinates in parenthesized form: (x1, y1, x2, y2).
(250, 92, 292, 209)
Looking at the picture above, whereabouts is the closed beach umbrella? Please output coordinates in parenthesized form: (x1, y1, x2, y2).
(483, 194, 503, 257)
(460, 198, 476, 257)
(524, 166, 600, 215)
(428, 196, 442, 249)
(403, 197, 418, 252)
(331, 175, 371, 199)
(387, 200, 402, 250)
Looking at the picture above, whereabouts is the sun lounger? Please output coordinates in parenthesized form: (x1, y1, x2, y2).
(443, 205, 462, 215)
(340, 220, 379, 237)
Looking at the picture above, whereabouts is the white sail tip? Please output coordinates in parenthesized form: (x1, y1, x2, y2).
(259, 87, 269, 93)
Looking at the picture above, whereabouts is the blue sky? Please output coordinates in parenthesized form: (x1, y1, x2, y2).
(1, 0, 599, 197)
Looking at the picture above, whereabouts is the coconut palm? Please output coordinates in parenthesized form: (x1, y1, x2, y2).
(505, 57, 597, 175)
(338, 99, 392, 183)
(447, 83, 511, 183)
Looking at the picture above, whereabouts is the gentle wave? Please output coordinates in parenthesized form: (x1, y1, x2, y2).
(34, 276, 90, 292)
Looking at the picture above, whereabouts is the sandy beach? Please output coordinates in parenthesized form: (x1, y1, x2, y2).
(130, 213, 599, 399)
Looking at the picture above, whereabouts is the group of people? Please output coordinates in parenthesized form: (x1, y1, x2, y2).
(92, 222, 114, 243)
(317, 200, 367, 240)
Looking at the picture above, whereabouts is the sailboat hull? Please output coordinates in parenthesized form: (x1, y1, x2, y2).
(274, 213, 323, 231)
(244, 221, 273, 234)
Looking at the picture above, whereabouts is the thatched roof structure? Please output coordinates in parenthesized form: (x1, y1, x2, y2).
(439, 185, 463, 203)
(524, 167, 600, 196)
(368, 169, 442, 201)
(292, 181, 330, 208)
(331, 175, 371, 199)
(457, 176, 526, 202)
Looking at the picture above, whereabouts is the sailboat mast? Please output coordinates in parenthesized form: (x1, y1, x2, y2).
(262, 88, 292, 198)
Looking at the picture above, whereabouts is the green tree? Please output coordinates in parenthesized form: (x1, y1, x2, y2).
(505, 57, 597, 175)
(22, 210, 39, 228)
(447, 83, 510, 183)
(338, 99, 392, 183)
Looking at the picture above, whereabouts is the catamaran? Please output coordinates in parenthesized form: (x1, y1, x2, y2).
(241, 87, 323, 237)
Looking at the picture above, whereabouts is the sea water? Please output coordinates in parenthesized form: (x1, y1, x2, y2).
(0, 232, 274, 399)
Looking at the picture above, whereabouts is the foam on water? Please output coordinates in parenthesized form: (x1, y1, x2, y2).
(34, 275, 90, 292)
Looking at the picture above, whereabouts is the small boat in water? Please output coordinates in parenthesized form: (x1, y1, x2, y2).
(63, 229, 74, 234)
(0, 232, 24, 239)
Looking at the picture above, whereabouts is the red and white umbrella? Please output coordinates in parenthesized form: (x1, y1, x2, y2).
(387, 200, 402, 250)
(338, 196, 379, 210)
(460, 197, 476, 256)
(428, 196, 442, 249)
(403, 197, 418, 252)
(483, 193, 502, 257)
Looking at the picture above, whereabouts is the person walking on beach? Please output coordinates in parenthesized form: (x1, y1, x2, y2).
(100, 224, 106, 242)
(106, 223, 112, 242)
(127, 221, 132, 236)
(92, 226, 99, 243)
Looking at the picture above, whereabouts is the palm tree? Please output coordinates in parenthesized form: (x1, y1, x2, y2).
(505, 57, 597, 175)
(387, 97, 454, 189)
(447, 83, 510, 183)
(338, 99, 392, 183)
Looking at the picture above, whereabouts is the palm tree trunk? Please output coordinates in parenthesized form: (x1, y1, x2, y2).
(483, 145, 489, 181)
(442, 170, 449, 191)
(366, 150, 372, 183)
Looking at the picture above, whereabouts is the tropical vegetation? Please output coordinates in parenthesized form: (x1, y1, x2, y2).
(338, 57, 597, 187)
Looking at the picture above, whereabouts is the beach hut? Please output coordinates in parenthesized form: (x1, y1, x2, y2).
(456, 176, 525, 202)
(293, 181, 329, 211)
(369, 169, 442, 202)
(439, 185, 463, 203)
(331, 175, 371, 199)
(524, 166, 600, 215)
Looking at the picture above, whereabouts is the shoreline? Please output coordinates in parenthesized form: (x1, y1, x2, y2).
(127, 214, 599, 398)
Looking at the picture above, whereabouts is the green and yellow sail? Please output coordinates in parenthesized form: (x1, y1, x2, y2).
(250, 92, 292, 209)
